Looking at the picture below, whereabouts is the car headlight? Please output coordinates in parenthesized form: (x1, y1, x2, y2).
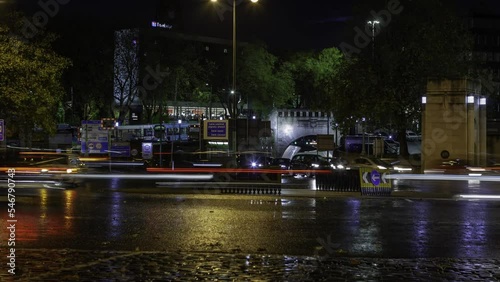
(337, 164, 345, 169)
(377, 165, 387, 170)
(251, 162, 257, 168)
(394, 166, 412, 171)
(312, 163, 320, 168)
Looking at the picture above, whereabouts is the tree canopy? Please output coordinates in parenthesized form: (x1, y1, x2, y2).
(0, 17, 70, 146)
(304, 0, 473, 155)
(235, 42, 295, 117)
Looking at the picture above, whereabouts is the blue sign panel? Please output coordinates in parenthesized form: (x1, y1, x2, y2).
(0, 119, 4, 142)
(370, 170, 381, 186)
(81, 120, 102, 125)
(111, 143, 131, 158)
(81, 141, 108, 154)
(142, 142, 153, 160)
(81, 120, 108, 154)
(203, 120, 228, 140)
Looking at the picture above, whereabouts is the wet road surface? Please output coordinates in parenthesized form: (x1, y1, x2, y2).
(2, 177, 500, 258)
(2, 175, 500, 280)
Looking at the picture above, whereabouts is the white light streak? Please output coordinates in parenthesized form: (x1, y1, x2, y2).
(192, 163, 223, 167)
(458, 195, 500, 199)
(68, 174, 214, 180)
(386, 174, 500, 182)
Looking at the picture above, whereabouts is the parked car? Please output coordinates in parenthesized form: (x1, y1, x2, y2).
(235, 151, 273, 180)
(271, 157, 291, 170)
(425, 158, 500, 175)
(349, 156, 412, 173)
(325, 156, 350, 170)
(289, 153, 333, 177)
(406, 130, 420, 141)
(237, 152, 272, 169)
(373, 130, 394, 140)
(424, 159, 466, 174)
(384, 139, 400, 155)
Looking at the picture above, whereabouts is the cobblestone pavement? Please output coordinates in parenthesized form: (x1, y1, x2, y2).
(2, 249, 500, 281)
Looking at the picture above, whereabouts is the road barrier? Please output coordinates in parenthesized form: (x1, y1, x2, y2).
(220, 184, 281, 195)
(315, 169, 392, 196)
(316, 170, 361, 192)
(217, 171, 282, 195)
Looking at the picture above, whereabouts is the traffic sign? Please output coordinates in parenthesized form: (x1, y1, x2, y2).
(359, 168, 392, 196)
(142, 142, 153, 160)
(370, 170, 381, 186)
(316, 134, 335, 151)
(203, 120, 228, 140)
(359, 168, 391, 188)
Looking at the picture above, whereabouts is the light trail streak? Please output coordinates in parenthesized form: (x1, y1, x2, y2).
(68, 174, 215, 180)
(386, 174, 500, 182)
(457, 195, 500, 199)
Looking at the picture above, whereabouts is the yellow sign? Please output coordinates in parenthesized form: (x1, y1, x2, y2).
(359, 168, 392, 188)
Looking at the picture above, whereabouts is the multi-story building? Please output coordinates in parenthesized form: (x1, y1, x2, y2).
(113, 0, 255, 125)
(113, 27, 237, 124)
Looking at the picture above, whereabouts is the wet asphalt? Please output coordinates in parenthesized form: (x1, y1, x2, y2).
(1, 174, 500, 280)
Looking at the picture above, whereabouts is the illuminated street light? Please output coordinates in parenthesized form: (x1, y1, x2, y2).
(211, 0, 258, 151)
(367, 20, 380, 60)
(367, 20, 380, 39)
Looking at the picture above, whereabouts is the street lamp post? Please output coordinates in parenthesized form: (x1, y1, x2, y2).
(232, 0, 237, 120)
(211, 0, 258, 152)
(361, 117, 366, 155)
(367, 20, 379, 60)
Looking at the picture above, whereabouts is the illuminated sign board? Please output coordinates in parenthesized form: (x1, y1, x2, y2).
(151, 21, 173, 29)
(81, 120, 108, 154)
(203, 120, 228, 140)
(142, 142, 153, 160)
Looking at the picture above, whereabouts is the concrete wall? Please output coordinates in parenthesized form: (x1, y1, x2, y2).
(422, 79, 487, 171)
(487, 134, 500, 163)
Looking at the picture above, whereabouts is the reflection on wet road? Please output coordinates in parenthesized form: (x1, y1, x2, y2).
(1, 177, 500, 259)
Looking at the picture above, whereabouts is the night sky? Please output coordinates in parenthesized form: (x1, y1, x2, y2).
(7, 0, 500, 50)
